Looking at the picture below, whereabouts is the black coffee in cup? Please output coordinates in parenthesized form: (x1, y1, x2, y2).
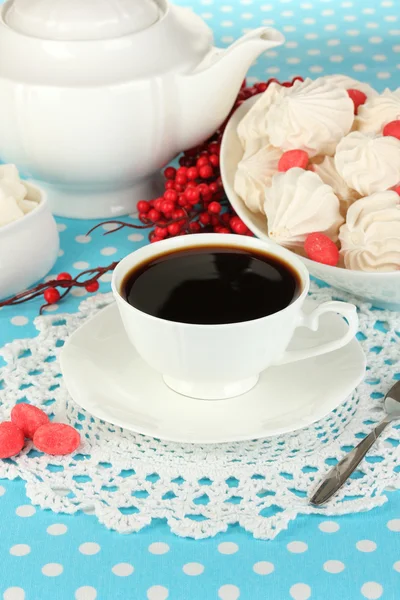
(121, 245, 301, 325)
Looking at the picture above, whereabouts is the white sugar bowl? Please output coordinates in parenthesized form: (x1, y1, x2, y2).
(0, 0, 284, 219)
(0, 182, 59, 301)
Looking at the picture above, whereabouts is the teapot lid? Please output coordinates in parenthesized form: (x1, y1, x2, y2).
(4, 0, 161, 40)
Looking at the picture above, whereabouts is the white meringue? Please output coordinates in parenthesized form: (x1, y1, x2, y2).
(335, 131, 400, 196)
(265, 78, 354, 157)
(311, 155, 361, 215)
(237, 82, 284, 158)
(234, 143, 282, 214)
(0, 164, 36, 227)
(339, 191, 400, 272)
(264, 168, 344, 247)
(356, 88, 400, 134)
(319, 74, 378, 99)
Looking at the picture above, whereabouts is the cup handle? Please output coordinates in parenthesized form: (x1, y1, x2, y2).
(275, 301, 358, 366)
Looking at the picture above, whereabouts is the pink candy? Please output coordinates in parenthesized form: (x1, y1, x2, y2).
(347, 88, 367, 114)
(278, 150, 309, 172)
(34, 423, 81, 456)
(383, 120, 400, 141)
(0, 422, 25, 459)
(11, 403, 49, 439)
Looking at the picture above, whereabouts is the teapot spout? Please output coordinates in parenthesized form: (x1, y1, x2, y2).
(178, 28, 285, 150)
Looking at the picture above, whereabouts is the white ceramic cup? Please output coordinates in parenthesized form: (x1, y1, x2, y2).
(112, 233, 359, 400)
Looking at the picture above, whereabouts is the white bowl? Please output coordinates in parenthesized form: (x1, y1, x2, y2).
(0, 182, 59, 300)
(221, 97, 400, 310)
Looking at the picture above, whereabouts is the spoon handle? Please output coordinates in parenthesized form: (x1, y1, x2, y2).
(310, 415, 393, 506)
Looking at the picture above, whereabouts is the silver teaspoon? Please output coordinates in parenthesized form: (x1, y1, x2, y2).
(310, 380, 400, 506)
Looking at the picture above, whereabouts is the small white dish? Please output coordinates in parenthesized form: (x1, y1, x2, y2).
(220, 96, 400, 310)
(60, 302, 366, 444)
(0, 182, 59, 300)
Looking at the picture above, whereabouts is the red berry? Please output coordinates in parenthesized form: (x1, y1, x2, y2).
(44, 287, 60, 304)
(208, 201, 222, 214)
(197, 183, 209, 196)
(164, 189, 178, 203)
(11, 404, 49, 439)
(230, 217, 249, 235)
(218, 227, 231, 234)
(208, 142, 221, 155)
(278, 150, 309, 172)
(165, 180, 175, 190)
(197, 156, 210, 168)
(221, 213, 231, 224)
(175, 174, 187, 186)
(209, 154, 219, 167)
(154, 198, 164, 211)
(209, 182, 219, 195)
(189, 222, 201, 233)
(154, 226, 168, 239)
(178, 196, 187, 207)
(304, 233, 340, 266)
(179, 157, 192, 167)
(256, 82, 268, 92)
(85, 280, 100, 293)
(347, 88, 367, 115)
(199, 212, 211, 225)
(187, 167, 199, 180)
(147, 209, 161, 222)
(164, 167, 176, 180)
(175, 184, 185, 193)
(137, 200, 150, 213)
(172, 209, 185, 219)
(0, 422, 24, 459)
(56, 272, 72, 288)
(168, 222, 181, 236)
(150, 236, 163, 243)
(210, 215, 220, 226)
(161, 200, 175, 214)
(33, 423, 80, 456)
(177, 166, 187, 176)
(382, 120, 400, 140)
(199, 165, 213, 179)
(185, 187, 200, 204)
(394, 185, 400, 195)
(139, 212, 149, 223)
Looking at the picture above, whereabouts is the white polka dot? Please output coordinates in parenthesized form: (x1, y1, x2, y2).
(201, 12, 212, 19)
(290, 583, 311, 600)
(221, 36, 234, 43)
(100, 247, 117, 256)
(15, 505, 35, 517)
(287, 541, 308, 553)
(75, 235, 91, 244)
(266, 50, 278, 57)
(11, 316, 28, 326)
(42, 304, 59, 312)
(327, 39, 340, 46)
(9, 544, 31, 557)
(393, 45, 400, 52)
(373, 55, 387, 61)
(47, 524, 68, 536)
(325, 24, 337, 30)
(112, 563, 134, 576)
(287, 57, 301, 64)
(218, 542, 239, 555)
(58, 249, 64, 257)
(319, 521, 340, 533)
(220, 3, 232, 8)
(369, 37, 383, 44)
(353, 64, 367, 71)
(322, 9, 334, 15)
(183, 562, 205, 576)
(301, 3, 313, 8)
(148, 542, 170, 555)
(309, 65, 324, 73)
(394, 561, 400, 572)
(283, 25, 296, 32)
(344, 15, 357, 21)
(308, 49, 321, 55)
(71, 288, 87, 297)
(57, 223, 67, 232)
(253, 561, 274, 575)
(3, 588, 25, 600)
(342, 1, 353, 6)
(382, 1, 394, 6)
(266, 66, 280, 73)
(324, 560, 345, 573)
(377, 72, 391, 79)
(42, 563, 63, 577)
(221, 20, 233, 27)
(385, 15, 398, 21)
(73, 261, 89, 270)
(241, 12, 253, 19)
(361, 582, 383, 599)
(387, 519, 400, 531)
(305, 33, 318, 39)
(286, 41, 298, 48)
(281, 10, 294, 17)
(79, 542, 101, 555)
(0, 485, 5, 496)
(147, 586, 169, 600)
(347, 29, 360, 35)
(75, 587, 97, 600)
(389, 29, 400, 35)
(99, 273, 112, 283)
(356, 540, 377, 552)
(330, 55, 344, 62)
(366, 22, 379, 28)
(350, 45, 363, 52)
(363, 7, 375, 13)
(218, 585, 240, 600)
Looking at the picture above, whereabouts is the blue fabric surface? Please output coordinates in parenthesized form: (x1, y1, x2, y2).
(1, 1, 400, 598)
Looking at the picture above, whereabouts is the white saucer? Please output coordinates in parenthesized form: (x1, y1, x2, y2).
(60, 302, 366, 444)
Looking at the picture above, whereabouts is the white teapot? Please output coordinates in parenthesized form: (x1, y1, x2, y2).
(0, 0, 284, 219)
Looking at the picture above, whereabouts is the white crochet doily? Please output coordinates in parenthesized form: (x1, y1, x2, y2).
(0, 283, 399, 540)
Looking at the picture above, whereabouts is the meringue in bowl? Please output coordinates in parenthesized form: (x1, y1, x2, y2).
(0, 170, 59, 300)
(221, 96, 400, 310)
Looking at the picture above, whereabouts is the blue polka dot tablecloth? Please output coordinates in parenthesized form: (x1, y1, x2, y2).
(0, 1, 400, 599)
